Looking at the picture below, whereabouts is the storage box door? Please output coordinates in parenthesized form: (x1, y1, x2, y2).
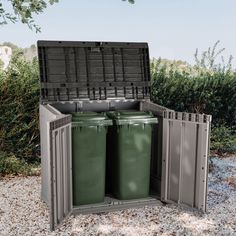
(161, 111, 211, 211)
(40, 105, 58, 206)
(49, 116, 72, 230)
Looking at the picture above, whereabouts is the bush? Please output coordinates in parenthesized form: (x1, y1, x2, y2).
(0, 52, 40, 164)
(211, 125, 236, 154)
(151, 58, 236, 128)
(0, 151, 32, 176)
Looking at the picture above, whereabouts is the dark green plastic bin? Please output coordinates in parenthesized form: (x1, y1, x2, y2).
(72, 112, 112, 205)
(107, 111, 158, 200)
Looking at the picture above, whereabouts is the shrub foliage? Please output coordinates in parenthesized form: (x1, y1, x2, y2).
(151, 58, 236, 128)
(0, 151, 33, 176)
(0, 48, 235, 172)
(0, 53, 40, 163)
(211, 125, 236, 154)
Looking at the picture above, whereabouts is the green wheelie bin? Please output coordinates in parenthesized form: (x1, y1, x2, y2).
(107, 111, 158, 200)
(72, 112, 112, 205)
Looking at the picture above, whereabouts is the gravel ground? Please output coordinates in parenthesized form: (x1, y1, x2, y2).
(0, 156, 235, 236)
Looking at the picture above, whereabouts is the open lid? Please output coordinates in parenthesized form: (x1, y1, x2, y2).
(37, 41, 151, 103)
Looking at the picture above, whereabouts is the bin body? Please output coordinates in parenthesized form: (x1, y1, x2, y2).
(72, 112, 112, 205)
(107, 111, 158, 200)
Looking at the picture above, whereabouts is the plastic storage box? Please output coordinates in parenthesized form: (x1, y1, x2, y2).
(72, 112, 112, 205)
(107, 111, 158, 200)
(38, 41, 211, 230)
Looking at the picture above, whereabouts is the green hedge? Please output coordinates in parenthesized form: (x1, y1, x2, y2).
(0, 55, 40, 163)
(151, 59, 236, 128)
(0, 56, 235, 168)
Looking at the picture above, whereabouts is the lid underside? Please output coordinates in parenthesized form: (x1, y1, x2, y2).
(38, 41, 151, 103)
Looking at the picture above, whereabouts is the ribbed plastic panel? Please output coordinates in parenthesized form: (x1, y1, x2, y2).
(140, 101, 211, 211)
(49, 116, 72, 230)
(161, 111, 210, 211)
(38, 41, 151, 102)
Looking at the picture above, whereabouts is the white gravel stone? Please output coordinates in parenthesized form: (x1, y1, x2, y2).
(0, 156, 235, 236)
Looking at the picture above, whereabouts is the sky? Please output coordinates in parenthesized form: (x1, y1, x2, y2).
(1, 0, 236, 66)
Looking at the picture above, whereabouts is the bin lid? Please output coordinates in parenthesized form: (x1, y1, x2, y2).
(72, 112, 112, 126)
(37, 41, 151, 103)
(107, 111, 158, 125)
(72, 111, 99, 119)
